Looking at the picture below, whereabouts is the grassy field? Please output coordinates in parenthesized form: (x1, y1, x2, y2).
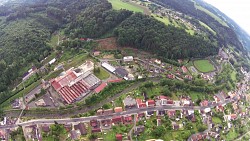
(152, 14, 170, 25)
(212, 117, 222, 124)
(199, 21, 216, 35)
(49, 34, 58, 47)
(225, 128, 238, 140)
(193, 59, 215, 73)
(108, 0, 143, 13)
(44, 69, 64, 81)
(186, 29, 195, 35)
(94, 67, 110, 80)
(231, 71, 237, 81)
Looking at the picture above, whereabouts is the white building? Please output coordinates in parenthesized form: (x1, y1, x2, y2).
(49, 58, 56, 65)
(123, 56, 133, 62)
(101, 62, 116, 73)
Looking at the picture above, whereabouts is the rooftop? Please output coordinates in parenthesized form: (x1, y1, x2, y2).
(114, 67, 128, 78)
(94, 83, 107, 93)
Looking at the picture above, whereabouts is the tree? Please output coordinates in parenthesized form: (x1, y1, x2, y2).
(151, 126, 166, 137)
(162, 86, 171, 97)
(88, 134, 98, 140)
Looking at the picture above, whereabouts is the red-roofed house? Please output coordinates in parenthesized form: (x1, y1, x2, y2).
(91, 128, 101, 133)
(90, 120, 98, 128)
(167, 74, 175, 79)
(185, 75, 193, 80)
(0, 129, 6, 140)
(146, 100, 155, 107)
(167, 110, 176, 118)
(136, 99, 146, 108)
(181, 66, 188, 73)
(93, 51, 100, 56)
(227, 114, 237, 121)
(80, 38, 88, 41)
(123, 115, 133, 124)
(112, 116, 123, 124)
(116, 134, 123, 141)
(114, 107, 123, 113)
(213, 96, 220, 103)
(108, 78, 123, 83)
(94, 83, 107, 93)
(157, 95, 170, 100)
(216, 105, 224, 112)
(200, 100, 209, 107)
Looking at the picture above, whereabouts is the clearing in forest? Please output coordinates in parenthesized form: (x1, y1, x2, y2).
(96, 37, 118, 50)
(108, 0, 144, 13)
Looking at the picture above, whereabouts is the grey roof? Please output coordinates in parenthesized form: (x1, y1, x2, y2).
(123, 96, 136, 107)
(114, 68, 128, 78)
(74, 123, 87, 135)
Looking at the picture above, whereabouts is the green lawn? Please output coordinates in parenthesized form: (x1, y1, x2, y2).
(94, 67, 110, 80)
(64, 53, 88, 70)
(152, 14, 170, 25)
(49, 34, 58, 47)
(44, 69, 64, 81)
(231, 71, 237, 81)
(212, 117, 222, 124)
(189, 91, 201, 101)
(109, 61, 119, 66)
(226, 128, 239, 140)
(193, 59, 215, 73)
(108, 0, 144, 13)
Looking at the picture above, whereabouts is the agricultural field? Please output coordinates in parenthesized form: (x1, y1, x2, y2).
(193, 2, 228, 27)
(199, 21, 216, 35)
(193, 59, 215, 73)
(108, 0, 143, 13)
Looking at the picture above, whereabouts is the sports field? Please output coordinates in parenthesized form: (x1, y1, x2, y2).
(108, 0, 143, 13)
(193, 59, 215, 73)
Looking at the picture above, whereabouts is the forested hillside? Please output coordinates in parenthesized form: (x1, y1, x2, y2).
(64, 3, 133, 38)
(114, 13, 218, 59)
(151, 0, 246, 53)
(0, 0, 107, 93)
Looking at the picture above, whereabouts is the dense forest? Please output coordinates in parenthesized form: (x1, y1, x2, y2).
(151, 0, 246, 53)
(64, 2, 133, 38)
(114, 13, 218, 59)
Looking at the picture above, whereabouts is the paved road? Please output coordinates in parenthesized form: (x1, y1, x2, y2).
(0, 105, 203, 129)
(128, 114, 137, 141)
(0, 99, 231, 130)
